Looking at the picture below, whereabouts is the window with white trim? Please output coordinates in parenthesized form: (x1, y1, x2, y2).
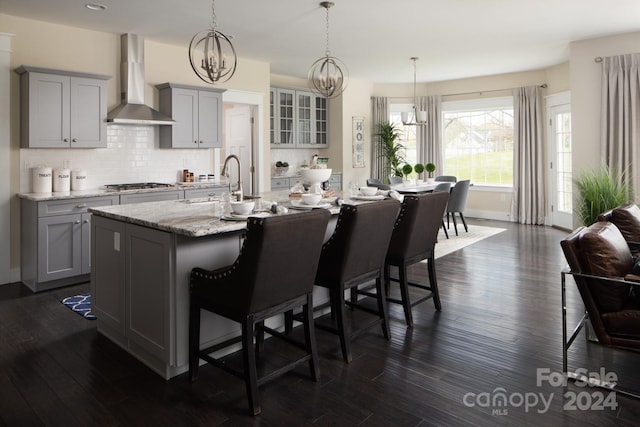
(442, 97, 514, 186)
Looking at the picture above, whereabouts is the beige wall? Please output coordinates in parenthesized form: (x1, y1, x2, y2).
(1, 13, 271, 279)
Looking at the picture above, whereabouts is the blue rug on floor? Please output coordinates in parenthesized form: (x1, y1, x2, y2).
(61, 293, 96, 320)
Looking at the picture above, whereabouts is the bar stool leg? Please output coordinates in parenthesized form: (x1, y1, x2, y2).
(427, 255, 442, 311)
(398, 264, 414, 327)
(303, 294, 321, 380)
(332, 287, 352, 363)
(375, 274, 391, 339)
(241, 317, 261, 415)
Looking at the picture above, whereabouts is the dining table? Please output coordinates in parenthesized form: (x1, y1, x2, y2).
(390, 181, 451, 194)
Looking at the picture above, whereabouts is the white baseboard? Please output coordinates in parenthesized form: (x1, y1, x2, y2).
(464, 208, 512, 222)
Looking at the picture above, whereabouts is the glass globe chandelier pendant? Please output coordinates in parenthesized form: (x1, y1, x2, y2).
(308, 2, 348, 99)
(189, 0, 237, 84)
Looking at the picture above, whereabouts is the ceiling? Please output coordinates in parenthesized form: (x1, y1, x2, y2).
(3, 0, 640, 84)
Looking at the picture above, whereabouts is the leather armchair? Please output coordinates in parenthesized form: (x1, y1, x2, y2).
(598, 203, 640, 253)
(560, 221, 640, 397)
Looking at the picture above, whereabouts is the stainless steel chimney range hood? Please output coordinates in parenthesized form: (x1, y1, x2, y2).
(107, 34, 174, 125)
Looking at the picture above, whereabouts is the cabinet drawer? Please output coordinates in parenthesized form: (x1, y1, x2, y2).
(38, 195, 119, 217)
(184, 187, 226, 199)
(329, 174, 341, 183)
(120, 190, 184, 204)
(271, 178, 290, 190)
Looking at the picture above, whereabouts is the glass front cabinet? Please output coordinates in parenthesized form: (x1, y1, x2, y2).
(270, 87, 328, 148)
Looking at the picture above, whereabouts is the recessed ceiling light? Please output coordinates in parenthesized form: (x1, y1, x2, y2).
(85, 3, 107, 11)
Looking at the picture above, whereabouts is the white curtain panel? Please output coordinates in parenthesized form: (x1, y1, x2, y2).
(416, 95, 443, 174)
(511, 86, 545, 225)
(371, 96, 389, 180)
(600, 53, 640, 194)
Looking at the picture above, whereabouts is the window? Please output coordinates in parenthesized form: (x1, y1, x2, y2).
(442, 97, 513, 186)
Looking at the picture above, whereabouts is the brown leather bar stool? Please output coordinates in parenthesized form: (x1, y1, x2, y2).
(313, 199, 400, 363)
(189, 209, 330, 416)
(385, 192, 449, 327)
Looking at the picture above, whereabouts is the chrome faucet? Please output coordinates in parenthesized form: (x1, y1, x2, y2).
(221, 154, 243, 201)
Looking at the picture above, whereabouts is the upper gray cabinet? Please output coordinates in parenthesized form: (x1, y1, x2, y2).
(156, 83, 225, 149)
(270, 87, 328, 148)
(16, 66, 110, 148)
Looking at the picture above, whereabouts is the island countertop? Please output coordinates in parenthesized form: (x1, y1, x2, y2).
(88, 191, 351, 238)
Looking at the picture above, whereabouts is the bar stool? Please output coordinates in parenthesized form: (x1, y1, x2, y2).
(385, 192, 449, 327)
(188, 209, 330, 415)
(314, 199, 400, 363)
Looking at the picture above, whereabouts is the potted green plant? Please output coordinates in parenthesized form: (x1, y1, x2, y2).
(402, 163, 413, 183)
(414, 163, 425, 183)
(375, 122, 405, 183)
(425, 162, 436, 182)
(574, 166, 632, 226)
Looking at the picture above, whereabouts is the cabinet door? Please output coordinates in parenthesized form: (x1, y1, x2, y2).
(126, 223, 172, 364)
(269, 88, 276, 145)
(197, 90, 222, 148)
(38, 213, 82, 281)
(70, 77, 107, 148)
(91, 216, 126, 336)
(314, 95, 328, 147)
(276, 88, 295, 146)
(170, 88, 199, 148)
(297, 91, 314, 146)
(27, 72, 70, 148)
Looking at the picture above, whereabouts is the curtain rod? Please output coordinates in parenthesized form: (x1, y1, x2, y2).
(383, 83, 547, 100)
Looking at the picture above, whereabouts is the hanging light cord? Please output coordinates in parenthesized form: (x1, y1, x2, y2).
(211, 0, 217, 30)
(324, 5, 331, 57)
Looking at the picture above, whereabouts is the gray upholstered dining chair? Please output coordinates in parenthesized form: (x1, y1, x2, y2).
(366, 178, 390, 190)
(446, 179, 471, 236)
(389, 176, 403, 185)
(433, 182, 452, 239)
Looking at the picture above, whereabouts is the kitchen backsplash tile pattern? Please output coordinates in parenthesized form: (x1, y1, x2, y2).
(19, 125, 216, 193)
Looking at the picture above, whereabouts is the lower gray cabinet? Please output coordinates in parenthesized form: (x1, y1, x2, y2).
(21, 195, 119, 291)
(120, 190, 183, 204)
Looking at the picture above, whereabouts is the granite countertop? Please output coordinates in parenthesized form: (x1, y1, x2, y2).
(88, 190, 373, 238)
(17, 182, 228, 202)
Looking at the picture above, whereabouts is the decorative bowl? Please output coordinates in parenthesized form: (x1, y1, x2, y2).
(300, 168, 332, 184)
(230, 200, 255, 215)
(301, 193, 322, 206)
(360, 186, 378, 196)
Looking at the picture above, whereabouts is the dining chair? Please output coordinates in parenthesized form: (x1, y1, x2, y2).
(385, 192, 450, 327)
(435, 175, 457, 183)
(313, 199, 400, 363)
(366, 178, 391, 190)
(188, 209, 330, 415)
(433, 182, 452, 239)
(446, 179, 471, 236)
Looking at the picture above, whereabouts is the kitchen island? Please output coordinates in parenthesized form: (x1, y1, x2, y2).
(89, 191, 352, 379)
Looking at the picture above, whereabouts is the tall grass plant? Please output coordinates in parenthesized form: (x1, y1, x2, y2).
(574, 166, 633, 226)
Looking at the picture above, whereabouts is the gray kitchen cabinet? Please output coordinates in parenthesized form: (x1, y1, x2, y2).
(157, 83, 225, 149)
(15, 66, 110, 148)
(270, 177, 291, 190)
(327, 172, 342, 190)
(120, 190, 184, 204)
(20, 195, 119, 291)
(270, 87, 328, 148)
(270, 173, 340, 191)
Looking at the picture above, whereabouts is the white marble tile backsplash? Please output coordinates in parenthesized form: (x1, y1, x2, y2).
(19, 125, 217, 193)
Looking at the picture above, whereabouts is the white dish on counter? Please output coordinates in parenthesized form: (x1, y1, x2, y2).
(351, 194, 385, 201)
(221, 212, 271, 221)
(289, 201, 332, 210)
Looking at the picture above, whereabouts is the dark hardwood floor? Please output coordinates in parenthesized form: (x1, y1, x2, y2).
(2, 219, 640, 426)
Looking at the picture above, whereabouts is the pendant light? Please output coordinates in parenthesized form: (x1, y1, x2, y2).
(401, 57, 427, 126)
(188, 0, 237, 84)
(307, 1, 349, 99)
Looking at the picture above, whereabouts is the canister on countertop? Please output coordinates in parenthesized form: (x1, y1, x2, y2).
(53, 168, 71, 192)
(32, 166, 52, 193)
(71, 169, 88, 190)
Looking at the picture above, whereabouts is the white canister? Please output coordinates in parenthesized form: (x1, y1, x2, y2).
(71, 169, 88, 191)
(53, 168, 71, 192)
(32, 167, 53, 193)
